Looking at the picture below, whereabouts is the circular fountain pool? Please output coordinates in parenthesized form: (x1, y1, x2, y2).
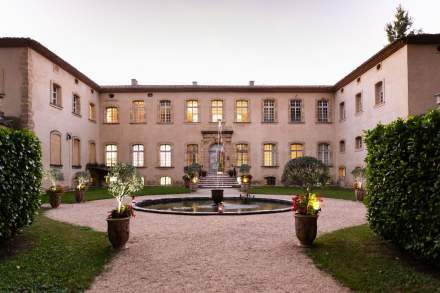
(134, 197, 292, 215)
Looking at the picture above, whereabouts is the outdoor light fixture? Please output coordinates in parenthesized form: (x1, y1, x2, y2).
(191, 176, 198, 184)
(243, 176, 249, 184)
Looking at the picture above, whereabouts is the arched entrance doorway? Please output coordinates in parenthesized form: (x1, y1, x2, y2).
(209, 144, 225, 173)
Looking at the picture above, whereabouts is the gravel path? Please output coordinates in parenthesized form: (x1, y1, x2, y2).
(45, 189, 366, 293)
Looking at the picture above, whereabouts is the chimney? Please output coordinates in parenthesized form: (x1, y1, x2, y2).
(249, 80, 255, 86)
(192, 81, 198, 86)
(131, 79, 138, 86)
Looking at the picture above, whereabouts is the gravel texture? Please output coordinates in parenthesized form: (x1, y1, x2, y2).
(45, 188, 366, 293)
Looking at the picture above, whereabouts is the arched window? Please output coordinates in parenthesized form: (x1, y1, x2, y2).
(50, 131, 62, 166)
(186, 144, 198, 165)
(318, 143, 331, 165)
(105, 144, 117, 167)
(160, 144, 172, 167)
(186, 100, 199, 123)
(236, 144, 249, 166)
(105, 107, 119, 123)
(72, 138, 81, 167)
(160, 176, 172, 186)
(290, 143, 304, 159)
(132, 144, 144, 167)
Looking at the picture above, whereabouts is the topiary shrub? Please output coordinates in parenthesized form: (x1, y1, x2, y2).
(0, 128, 42, 241)
(281, 156, 330, 192)
(365, 110, 440, 262)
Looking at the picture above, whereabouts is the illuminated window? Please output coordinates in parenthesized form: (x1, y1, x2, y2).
(132, 100, 145, 123)
(72, 138, 81, 167)
(160, 144, 172, 167)
(263, 143, 276, 166)
(317, 99, 329, 123)
(263, 99, 276, 122)
(318, 143, 331, 165)
(290, 143, 304, 159)
(160, 176, 172, 186)
(105, 107, 119, 123)
(236, 144, 249, 166)
(186, 144, 198, 165)
(236, 100, 249, 122)
(159, 100, 172, 123)
(186, 100, 199, 122)
(51, 83, 62, 107)
(355, 136, 363, 150)
(290, 99, 302, 122)
(50, 131, 62, 166)
(355, 93, 363, 113)
(72, 94, 81, 115)
(132, 144, 144, 167)
(375, 81, 384, 104)
(105, 144, 117, 167)
(211, 100, 223, 122)
(88, 141, 96, 163)
(88, 103, 96, 121)
(338, 166, 346, 179)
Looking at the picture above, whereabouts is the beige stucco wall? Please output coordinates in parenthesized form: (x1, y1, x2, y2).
(99, 91, 336, 185)
(334, 45, 409, 185)
(407, 44, 440, 116)
(29, 48, 101, 187)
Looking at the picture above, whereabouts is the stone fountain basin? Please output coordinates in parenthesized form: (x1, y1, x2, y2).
(133, 197, 292, 215)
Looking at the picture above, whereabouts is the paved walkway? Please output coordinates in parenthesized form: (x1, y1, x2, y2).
(45, 189, 366, 293)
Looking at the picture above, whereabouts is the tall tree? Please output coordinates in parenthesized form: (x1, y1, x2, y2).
(385, 4, 422, 43)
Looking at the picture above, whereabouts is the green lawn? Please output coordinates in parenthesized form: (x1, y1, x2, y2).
(41, 185, 190, 204)
(250, 185, 355, 201)
(0, 214, 115, 292)
(307, 224, 440, 292)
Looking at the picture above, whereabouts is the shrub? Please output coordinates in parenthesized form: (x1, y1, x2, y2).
(239, 164, 251, 174)
(74, 170, 91, 190)
(0, 128, 42, 241)
(365, 110, 440, 262)
(281, 156, 330, 192)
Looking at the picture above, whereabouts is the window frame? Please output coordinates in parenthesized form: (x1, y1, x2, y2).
(72, 137, 81, 168)
(50, 130, 62, 167)
(104, 106, 119, 124)
(235, 99, 250, 123)
(317, 99, 330, 123)
(262, 143, 277, 167)
(339, 101, 346, 121)
(158, 100, 172, 124)
(355, 136, 363, 150)
(105, 144, 118, 167)
(289, 143, 304, 160)
(235, 143, 249, 166)
(317, 142, 331, 166)
(132, 144, 145, 167)
(289, 99, 303, 123)
(131, 100, 146, 123)
(50, 82, 62, 108)
(339, 140, 346, 153)
(186, 144, 199, 165)
(159, 143, 172, 167)
(375, 81, 385, 105)
(262, 99, 277, 123)
(185, 99, 200, 123)
(88, 103, 97, 121)
(355, 92, 363, 114)
(72, 94, 81, 116)
(160, 176, 172, 186)
(211, 99, 224, 122)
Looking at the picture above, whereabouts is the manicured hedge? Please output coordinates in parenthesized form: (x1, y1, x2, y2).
(0, 128, 42, 241)
(365, 110, 440, 262)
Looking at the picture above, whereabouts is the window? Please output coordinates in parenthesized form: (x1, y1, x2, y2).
(235, 100, 249, 122)
(375, 81, 384, 104)
(160, 176, 172, 186)
(72, 94, 81, 115)
(263, 99, 276, 122)
(289, 100, 302, 122)
(186, 100, 199, 122)
(88, 142, 96, 163)
(338, 167, 346, 179)
(132, 144, 144, 167)
(290, 143, 304, 159)
(160, 144, 172, 167)
(89, 103, 96, 121)
(355, 93, 363, 113)
(131, 100, 145, 123)
(211, 100, 223, 122)
(236, 144, 249, 166)
(159, 100, 172, 123)
(318, 143, 331, 165)
(105, 144, 117, 167)
(317, 99, 330, 123)
(186, 144, 198, 165)
(51, 83, 62, 107)
(263, 143, 276, 166)
(105, 107, 119, 123)
(72, 138, 81, 167)
(339, 140, 346, 153)
(339, 102, 346, 121)
(355, 136, 363, 150)
(50, 131, 62, 166)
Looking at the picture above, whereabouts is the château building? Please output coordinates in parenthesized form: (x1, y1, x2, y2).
(0, 35, 439, 187)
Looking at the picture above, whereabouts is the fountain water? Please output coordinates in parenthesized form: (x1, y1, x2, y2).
(211, 120, 224, 205)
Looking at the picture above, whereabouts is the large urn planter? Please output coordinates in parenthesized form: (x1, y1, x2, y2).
(190, 182, 198, 192)
(294, 214, 318, 247)
(75, 189, 85, 203)
(47, 189, 63, 208)
(211, 189, 224, 205)
(107, 217, 130, 249)
(355, 189, 365, 202)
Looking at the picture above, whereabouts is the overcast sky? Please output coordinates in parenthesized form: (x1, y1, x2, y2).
(1, 0, 439, 85)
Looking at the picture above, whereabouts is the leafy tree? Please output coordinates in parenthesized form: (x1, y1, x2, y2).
(385, 4, 422, 43)
(281, 156, 329, 192)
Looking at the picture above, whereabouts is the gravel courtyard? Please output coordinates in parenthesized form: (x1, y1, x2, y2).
(46, 189, 366, 293)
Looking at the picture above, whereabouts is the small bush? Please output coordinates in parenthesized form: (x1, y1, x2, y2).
(365, 110, 440, 262)
(0, 128, 42, 241)
(281, 156, 330, 192)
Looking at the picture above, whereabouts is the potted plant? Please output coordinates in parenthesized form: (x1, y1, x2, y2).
(239, 164, 252, 192)
(184, 163, 201, 192)
(73, 170, 91, 203)
(182, 174, 191, 188)
(351, 167, 366, 201)
(281, 156, 330, 246)
(44, 168, 64, 208)
(107, 163, 143, 249)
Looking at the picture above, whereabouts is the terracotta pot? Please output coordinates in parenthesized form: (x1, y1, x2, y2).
(48, 191, 62, 208)
(107, 217, 130, 249)
(211, 189, 224, 205)
(75, 190, 85, 203)
(294, 214, 318, 247)
(355, 189, 365, 201)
